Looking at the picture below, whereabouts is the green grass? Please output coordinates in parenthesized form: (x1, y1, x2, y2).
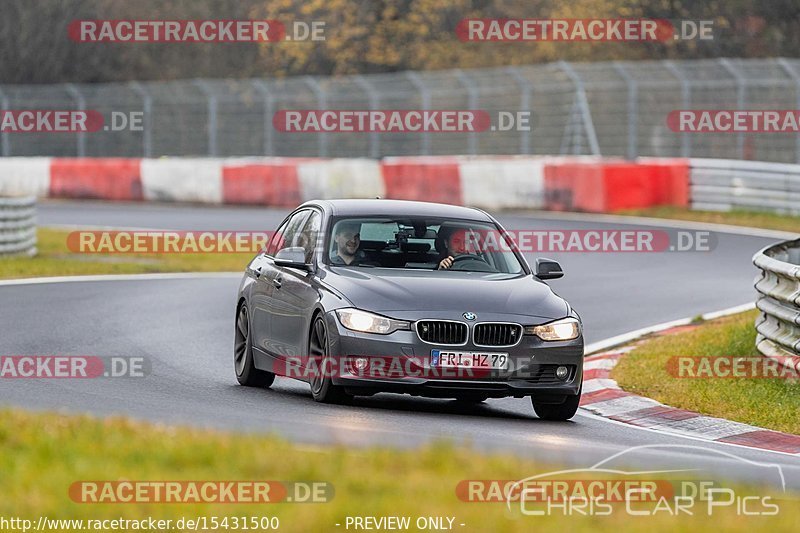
(613, 310, 800, 435)
(0, 228, 252, 279)
(0, 408, 797, 532)
(614, 207, 800, 233)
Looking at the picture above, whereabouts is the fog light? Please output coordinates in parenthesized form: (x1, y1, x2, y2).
(556, 366, 569, 380)
(354, 357, 368, 371)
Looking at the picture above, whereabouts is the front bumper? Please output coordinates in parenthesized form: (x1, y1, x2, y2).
(324, 311, 583, 399)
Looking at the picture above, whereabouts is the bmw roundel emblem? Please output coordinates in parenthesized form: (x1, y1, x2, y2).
(463, 312, 476, 321)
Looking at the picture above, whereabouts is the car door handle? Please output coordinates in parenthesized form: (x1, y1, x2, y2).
(273, 276, 282, 288)
(253, 266, 263, 279)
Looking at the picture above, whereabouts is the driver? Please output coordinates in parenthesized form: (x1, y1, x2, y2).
(331, 221, 367, 266)
(436, 225, 473, 270)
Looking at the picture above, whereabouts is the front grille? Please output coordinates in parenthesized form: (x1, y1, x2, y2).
(416, 320, 468, 345)
(473, 323, 522, 346)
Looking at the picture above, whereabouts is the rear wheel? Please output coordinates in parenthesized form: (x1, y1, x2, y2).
(234, 303, 275, 387)
(308, 315, 351, 404)
(531, 389, 581, 421)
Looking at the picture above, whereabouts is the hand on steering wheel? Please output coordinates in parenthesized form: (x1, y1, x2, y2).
(439, 253, 490, 271)
(437, 255, 455, 269)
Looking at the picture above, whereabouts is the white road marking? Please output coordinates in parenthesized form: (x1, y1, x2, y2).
(0, 272, 242, 287)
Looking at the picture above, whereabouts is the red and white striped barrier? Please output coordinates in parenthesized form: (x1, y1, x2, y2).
(0, 156, 691, 212)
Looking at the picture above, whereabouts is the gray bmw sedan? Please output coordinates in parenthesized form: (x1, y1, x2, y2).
(234, 199, 583, 420)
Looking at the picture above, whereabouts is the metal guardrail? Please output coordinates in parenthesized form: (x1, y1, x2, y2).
(0, 196, 37, 256)
(3, 58, 800, 162)
(691, 159, 800, 214)
(753, 239, 800, 361)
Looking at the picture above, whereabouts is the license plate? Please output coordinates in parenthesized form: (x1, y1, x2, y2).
(431, 350, 508, 370)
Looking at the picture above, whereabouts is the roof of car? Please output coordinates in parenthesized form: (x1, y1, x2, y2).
(303, 199, 493, 221)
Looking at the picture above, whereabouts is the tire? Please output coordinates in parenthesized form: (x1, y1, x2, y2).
(234, 303, 275, 387)
(308, 315, 351, 404)
(531, 389, 581, 421)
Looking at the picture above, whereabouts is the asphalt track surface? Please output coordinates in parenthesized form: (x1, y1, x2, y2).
(2, 200, 799, 490)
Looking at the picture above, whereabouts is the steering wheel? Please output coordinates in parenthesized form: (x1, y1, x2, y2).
(449, 253, 495, 272)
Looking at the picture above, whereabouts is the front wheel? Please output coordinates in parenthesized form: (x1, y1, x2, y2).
(234, 303, 275, 387)
(308, 315, 351, 404)
(531, 389, 581, 421)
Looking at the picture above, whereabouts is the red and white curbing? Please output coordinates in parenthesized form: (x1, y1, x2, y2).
(581, 328, 800, 455)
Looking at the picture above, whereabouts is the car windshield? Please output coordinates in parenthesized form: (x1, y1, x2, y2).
(326, 216, 525, 274)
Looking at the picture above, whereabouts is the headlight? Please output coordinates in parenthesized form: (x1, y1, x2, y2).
(525, 317, 581, 341)
(335, 308, 410, 335)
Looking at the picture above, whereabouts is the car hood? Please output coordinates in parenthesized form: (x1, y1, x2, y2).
(321, 267, 569, 321)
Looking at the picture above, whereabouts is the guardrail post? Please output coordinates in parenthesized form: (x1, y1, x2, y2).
(719, 59, 746, 159)
(252, 79, 275, 156)
(303, 76, 328, 157)
(613, 62, 638, 160)
(354, 75, 380, 158)
(0, 86, 10, 156)
(778, 58, 800, 164)
(129, 81, 153, 158)
(405, 71, 431, 156)
(454, 69, 479, 155)
(557, 61, 601, 156)
(505, 66, 532, 155)
(193, 80, 218, 157)
(663, 61, 691, 158)
(64, 84, 87, 157)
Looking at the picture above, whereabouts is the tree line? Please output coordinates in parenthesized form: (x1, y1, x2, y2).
(1, 0, 796, 84)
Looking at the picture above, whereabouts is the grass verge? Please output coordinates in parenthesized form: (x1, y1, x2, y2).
(0, 228, 251, 279)
(613, 310, 800, 435)
(614, 207, 800, 234)
(0, 408, 797, 532)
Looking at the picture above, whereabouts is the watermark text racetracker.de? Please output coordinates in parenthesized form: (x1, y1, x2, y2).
(273, 109, 531, 133)
(0, 110, 143, 133)
(67, 230, 273, 254)
(455, 18, 714, 42)
(66, 229, 717, 254)
(438, 228, 716, 253)
(70, 480, 332, 504)
(0, 356, 148, 379)
(667, 356, 800, 380)
(668, 109, 800, 133)
(68, 19, 325, 42)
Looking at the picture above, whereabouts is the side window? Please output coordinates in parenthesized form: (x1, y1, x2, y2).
(266, 210, 310, 256)
(298, 211, 322, 263)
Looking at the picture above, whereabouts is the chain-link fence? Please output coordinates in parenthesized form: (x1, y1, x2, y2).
(3, 57, 800, 162)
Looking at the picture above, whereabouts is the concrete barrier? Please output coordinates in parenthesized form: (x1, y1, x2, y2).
(297, 158, 384, 201)
(221, 158, 302, 206)
(544, 159, 689, 212)
(0, 158, 51, 197)
(0, 155, 699, 213)
(140, 158, 223, 203)
(50, 158, 142, 200)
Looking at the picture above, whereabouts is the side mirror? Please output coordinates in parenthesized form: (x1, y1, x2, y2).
(535, 257, 564, 280)
(274, 246, 310, 271)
